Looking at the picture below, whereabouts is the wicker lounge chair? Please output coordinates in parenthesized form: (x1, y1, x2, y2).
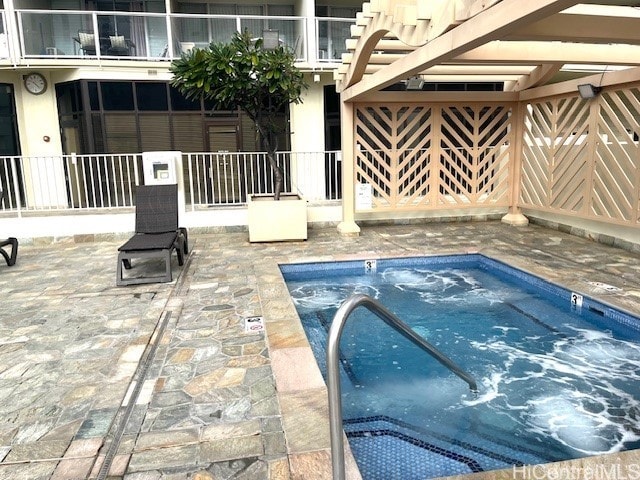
(0, 237, 17, 266)
(116, 184, 188, 286)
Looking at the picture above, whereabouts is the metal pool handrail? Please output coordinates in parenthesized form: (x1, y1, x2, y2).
(327, 293, 478, 480)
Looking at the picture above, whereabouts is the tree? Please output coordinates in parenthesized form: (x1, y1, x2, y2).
(169, 31, 308, 200)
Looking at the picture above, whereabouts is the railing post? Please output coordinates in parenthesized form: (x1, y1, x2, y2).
(185, 153, 195, 211)
(165, 12, 174, 58)
(92, 13, 101, 57)
(10, 156, 22, 217)
(174, 152, 187, 224)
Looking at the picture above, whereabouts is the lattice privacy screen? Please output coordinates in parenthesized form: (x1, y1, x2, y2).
(521, 88, 640, 227)
(354, 103, 513, 211)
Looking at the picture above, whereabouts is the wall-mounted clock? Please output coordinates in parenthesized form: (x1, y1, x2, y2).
(24, 72, 47, 95)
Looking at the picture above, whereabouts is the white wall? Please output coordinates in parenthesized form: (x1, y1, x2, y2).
(0, 203, 342, 240)
(13, 71, 62, 157)
(290, 74, 327, 152)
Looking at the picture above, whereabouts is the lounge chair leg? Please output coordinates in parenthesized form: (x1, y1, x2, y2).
(164, 250, 172, 283)
(116, 251, 131, 286)
(1, 237, 18, 266)
(175, 237, 185, 266)
(179, 227, 189, 254)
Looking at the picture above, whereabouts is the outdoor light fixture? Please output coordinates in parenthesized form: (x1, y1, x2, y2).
(262, 30, 280, 50)
(406, 76, 424, 90)
(578, 83, 601, 99)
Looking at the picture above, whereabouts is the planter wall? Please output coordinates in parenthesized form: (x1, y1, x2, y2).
(247, 193, 308, 242)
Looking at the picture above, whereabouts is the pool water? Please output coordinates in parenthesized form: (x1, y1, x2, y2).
(281, 254, 640, 479)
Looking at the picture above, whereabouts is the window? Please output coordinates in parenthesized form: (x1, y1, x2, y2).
(0, 84, 20, 155)
(56, 80, 273, 154)
(136, 83, 168, 111)
(101, 82, 134, 110)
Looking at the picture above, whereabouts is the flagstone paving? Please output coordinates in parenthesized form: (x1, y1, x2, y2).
(0, 221, 638, 479)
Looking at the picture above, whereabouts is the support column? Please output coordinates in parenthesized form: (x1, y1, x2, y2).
(337, 99, 360, 236)
(502, 100, 529, 226)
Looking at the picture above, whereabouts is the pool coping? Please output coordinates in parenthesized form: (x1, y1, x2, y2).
(261, 247, 640, 480)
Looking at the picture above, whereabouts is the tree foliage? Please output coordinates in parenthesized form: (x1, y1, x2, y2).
(170, 31, 308, 199)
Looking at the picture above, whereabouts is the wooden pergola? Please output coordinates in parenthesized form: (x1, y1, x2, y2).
(335, 0, 640, 236)
(337, 0, 640, 98)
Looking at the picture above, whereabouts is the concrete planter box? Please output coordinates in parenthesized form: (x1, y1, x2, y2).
(248, 193, 308, 242)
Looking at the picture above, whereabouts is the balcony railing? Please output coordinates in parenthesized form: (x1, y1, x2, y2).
(14, 10, 308, 61)
(0, 151, 341, 215)
(171, 14, 306, 60)
(316, 17, 354, 62)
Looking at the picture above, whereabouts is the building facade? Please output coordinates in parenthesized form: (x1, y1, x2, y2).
(0, 0, 361, 159)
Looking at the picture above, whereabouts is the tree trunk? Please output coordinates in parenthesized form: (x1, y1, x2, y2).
(266, 149, 284, 200)
(257, 119, 284, 201)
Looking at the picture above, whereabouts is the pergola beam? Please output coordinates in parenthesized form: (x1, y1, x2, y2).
(507, 64, 563, 91)
(452, 41, 640, 66)
(337, 63, 536, 77)
(341, 0, 581, 100)
(341, 41, 640, 68)
(504, 5, 640, 43)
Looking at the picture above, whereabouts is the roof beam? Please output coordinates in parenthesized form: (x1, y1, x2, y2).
(507, 64, 562, 91)
(341, 41, 640, 68)
(504, 6, 640, 43)
(337, 63, 535, 77)
(452, 41, 640, 66)
(341, 0, 581, 100)
(429, 0, 501, 39)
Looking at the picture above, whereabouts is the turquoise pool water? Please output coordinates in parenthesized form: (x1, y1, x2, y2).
(281, 254, 640, 479)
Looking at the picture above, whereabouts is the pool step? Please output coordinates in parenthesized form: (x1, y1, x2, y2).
(344, 416, 545, 480)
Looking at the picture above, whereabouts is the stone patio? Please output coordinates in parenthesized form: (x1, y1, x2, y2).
(0, 221, 639, 479)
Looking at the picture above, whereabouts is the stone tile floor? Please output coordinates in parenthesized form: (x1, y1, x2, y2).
(0, 221, 639, 479)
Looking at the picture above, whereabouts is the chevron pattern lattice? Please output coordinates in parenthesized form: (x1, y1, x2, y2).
(521, 88, 640, 227)
(354, 103, 513, 211)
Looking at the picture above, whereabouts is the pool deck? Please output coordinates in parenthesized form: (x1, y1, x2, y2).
(1, 220, 639, 480)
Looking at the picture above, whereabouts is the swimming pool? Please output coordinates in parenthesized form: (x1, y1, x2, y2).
(281, 254, 640, 479)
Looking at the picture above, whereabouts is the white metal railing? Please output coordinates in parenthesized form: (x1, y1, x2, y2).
(185, 151, 341, 209)
(0, 151, 341, 215)
(170, 14, 307, 61)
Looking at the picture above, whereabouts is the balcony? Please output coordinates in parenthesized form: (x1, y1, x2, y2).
(0, 9, 355, 64)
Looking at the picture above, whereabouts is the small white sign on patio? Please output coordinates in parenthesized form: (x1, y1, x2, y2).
(356, 183, 372, 210)
(244, 316, 265, 333)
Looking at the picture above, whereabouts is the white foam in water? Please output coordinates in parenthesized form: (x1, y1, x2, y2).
(526, 393, 640, 455)
(492, 326, 519, 335)
(381, 269, 434, 290)
(469, 329, 640, 456)
(289, 283, 381, 309)
(411, 325, 431, 340)
(364, 376, 468, 413)
(462, 371, 503, 406)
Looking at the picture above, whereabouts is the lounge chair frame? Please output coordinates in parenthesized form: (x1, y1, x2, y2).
(116, 184, 188, 286)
